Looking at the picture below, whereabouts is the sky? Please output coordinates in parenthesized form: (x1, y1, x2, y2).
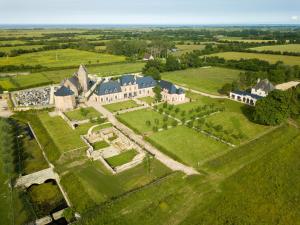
(0, 0, 300, 25)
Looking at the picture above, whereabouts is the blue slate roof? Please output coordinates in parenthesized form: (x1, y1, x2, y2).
(95, 81, 121, 96)
(137, 76, 157, 89)
(232, 90, 263, 100)
(54, 86, 74, 97)
(159, 80, 184, 94)
(119, 75, 136, 86)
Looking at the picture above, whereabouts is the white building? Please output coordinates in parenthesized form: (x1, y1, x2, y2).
(230, 79, 275, 106)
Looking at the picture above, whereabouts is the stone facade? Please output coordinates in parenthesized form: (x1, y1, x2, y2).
(54, 94, 76, 111)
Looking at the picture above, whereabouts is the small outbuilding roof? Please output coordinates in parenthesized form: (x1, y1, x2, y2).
(253, 79, 275, 92)
(159, 80, 184, 94)
(231, 90, 263, 100)
(54, 86, 74, 97)
(95, 81, 122, 96)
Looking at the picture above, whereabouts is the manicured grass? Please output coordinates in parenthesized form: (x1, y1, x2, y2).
(138, 96, 156, 105)
(38, 113, 87, 152)
(104, 100, 141, 112)
(92, 140, 110, 150)
(249, 44, 300, 53)
(92, 123, 113, 132)
(60, 159, 172, 213)
(65, 107, 101, 121)
(149, 126, 230, 168)
(209, 52, 300, 66)
(117, 108, 176, 134)
(161, 67, 241, 95)
(106, 149, 138, 168)
(0, 49, 126, 68)
(173, 44, 206, 56)
(0, 45, 44, 53)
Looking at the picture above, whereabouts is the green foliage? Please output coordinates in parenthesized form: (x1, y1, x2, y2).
(165, 55, 181, 71)
(153, 85, 162, 102)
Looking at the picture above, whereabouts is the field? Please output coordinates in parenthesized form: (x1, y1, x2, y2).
(249, 44, 300, 53)
(65, 107, 101, 121)
(0, 62, 145, 91)
(161, 67, 241, 95)
(106, 149, 138, 168)
(0, 45, 44, 53)
(218, 37, 275, 43)
(0, 49, 126, 68)
(61, 159, 172, 213)
(38, 113, 87, 152)
(117, 108, 176, 134)
(104, 100, 141, 112)
(173, 44, 206, 56)
(209, 52, 300, 66)
(148, 126, 230, 168)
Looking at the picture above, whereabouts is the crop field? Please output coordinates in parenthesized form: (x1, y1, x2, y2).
(38, 113, 87, 152)
(209, 52, 300, 66)
(61, 159, 172, 213)
(218, 37, 275, 43)
(249, 44, 300, 53)
(172, 44, 206, 56)
(0, 45, 44, 53)
(0, 40, 27, 46)
(88, 62, 145, 76)
(117, 108, 176, 134)
(161, 67, 241, 95)
(0, 49, 126, 68)
(148, 126, 230, 168)
(104, 100, 141, 112)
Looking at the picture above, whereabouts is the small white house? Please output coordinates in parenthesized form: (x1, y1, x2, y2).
(143, 53, 154, 61)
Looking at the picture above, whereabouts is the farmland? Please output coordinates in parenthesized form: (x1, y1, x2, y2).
(209, 52, 300, 66)
(161, 67, 241, 95)
(218, 37, 276, 43)
(172, 44, 206, 56)
(0, 49, 126, 68)
(249, 44, 300, 53)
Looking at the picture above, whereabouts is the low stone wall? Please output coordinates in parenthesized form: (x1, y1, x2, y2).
(114, 152, 145, 173)
(59, 111, 75, 130)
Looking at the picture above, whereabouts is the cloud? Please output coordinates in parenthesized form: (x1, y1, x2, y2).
(291, 16, 299, 21)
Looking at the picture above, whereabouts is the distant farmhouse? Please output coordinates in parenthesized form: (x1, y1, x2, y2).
(230, 79, 275, 106)
(54, 65, 185, 111)
(143, 53, 154, 61)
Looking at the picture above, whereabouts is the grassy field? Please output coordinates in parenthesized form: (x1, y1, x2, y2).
(106, 149, 138, 168)
(0, 49, 126, 68)
(104, 100, 141, 112)
(89, 62, 145, 76)
(38, 113, 87, 152)
(148, 126, 230, 168)
(161, 67, 241, 95)
(64, 107, 101, 121)
(61, 159, 172, 213)
(209, 52, 300, 66)
(138, 96, 156, 105)
(92, 140, 110, 150)
(117, 108, 176, 134)
(173, 44, 206, 56)
(249, 44, 300, 53)
(218, 37, 275, 43)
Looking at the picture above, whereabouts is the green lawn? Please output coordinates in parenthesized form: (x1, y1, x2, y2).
(38, 113, 87, 152)
(65, 107, 101, 121)
(209, 52, 300, 66)
(106, 149, 138, 168)
(249, 44, 300, 53)
(104, 100, 141, 112)
(92, 140, 110, 150)
(0, 49, 126, 68)
(161, 67, 241, 95)
(117, 108, 176, 134)
(138, 96, 156, 105)
(60, 159, 172, 213)
(148, 126, 230, 168)
(92, 123, 113, 132)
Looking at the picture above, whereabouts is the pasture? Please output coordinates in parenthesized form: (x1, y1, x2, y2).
(0, 45, 44, 53)
(161, 67, 241, 95)
(0, 49, 126, 68)
(173, 44, 206, 56)
(218, 37, 275, 43)
(249, 44, 300, 53)
(209, 52, 300, 66)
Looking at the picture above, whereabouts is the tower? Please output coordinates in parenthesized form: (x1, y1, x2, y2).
(77, 64, 89, 93)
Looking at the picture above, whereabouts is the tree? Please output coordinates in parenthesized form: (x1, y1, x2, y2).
(153, 85, 162, 102)
(144, 67, 161, 80)
(145, 120, 151, 127)
(219, 83, 233, 95)
(253, 90, 291, 125)
(165, 55, 181, 71)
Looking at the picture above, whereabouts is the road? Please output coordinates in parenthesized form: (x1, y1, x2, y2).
(87, 100, 199, 176)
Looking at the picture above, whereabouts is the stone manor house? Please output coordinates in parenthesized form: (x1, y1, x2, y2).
(54, 65, 185, 111)
(229, 79, 275, 106)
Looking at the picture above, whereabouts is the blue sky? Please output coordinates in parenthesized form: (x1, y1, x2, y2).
(0, 0, 299, 24)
